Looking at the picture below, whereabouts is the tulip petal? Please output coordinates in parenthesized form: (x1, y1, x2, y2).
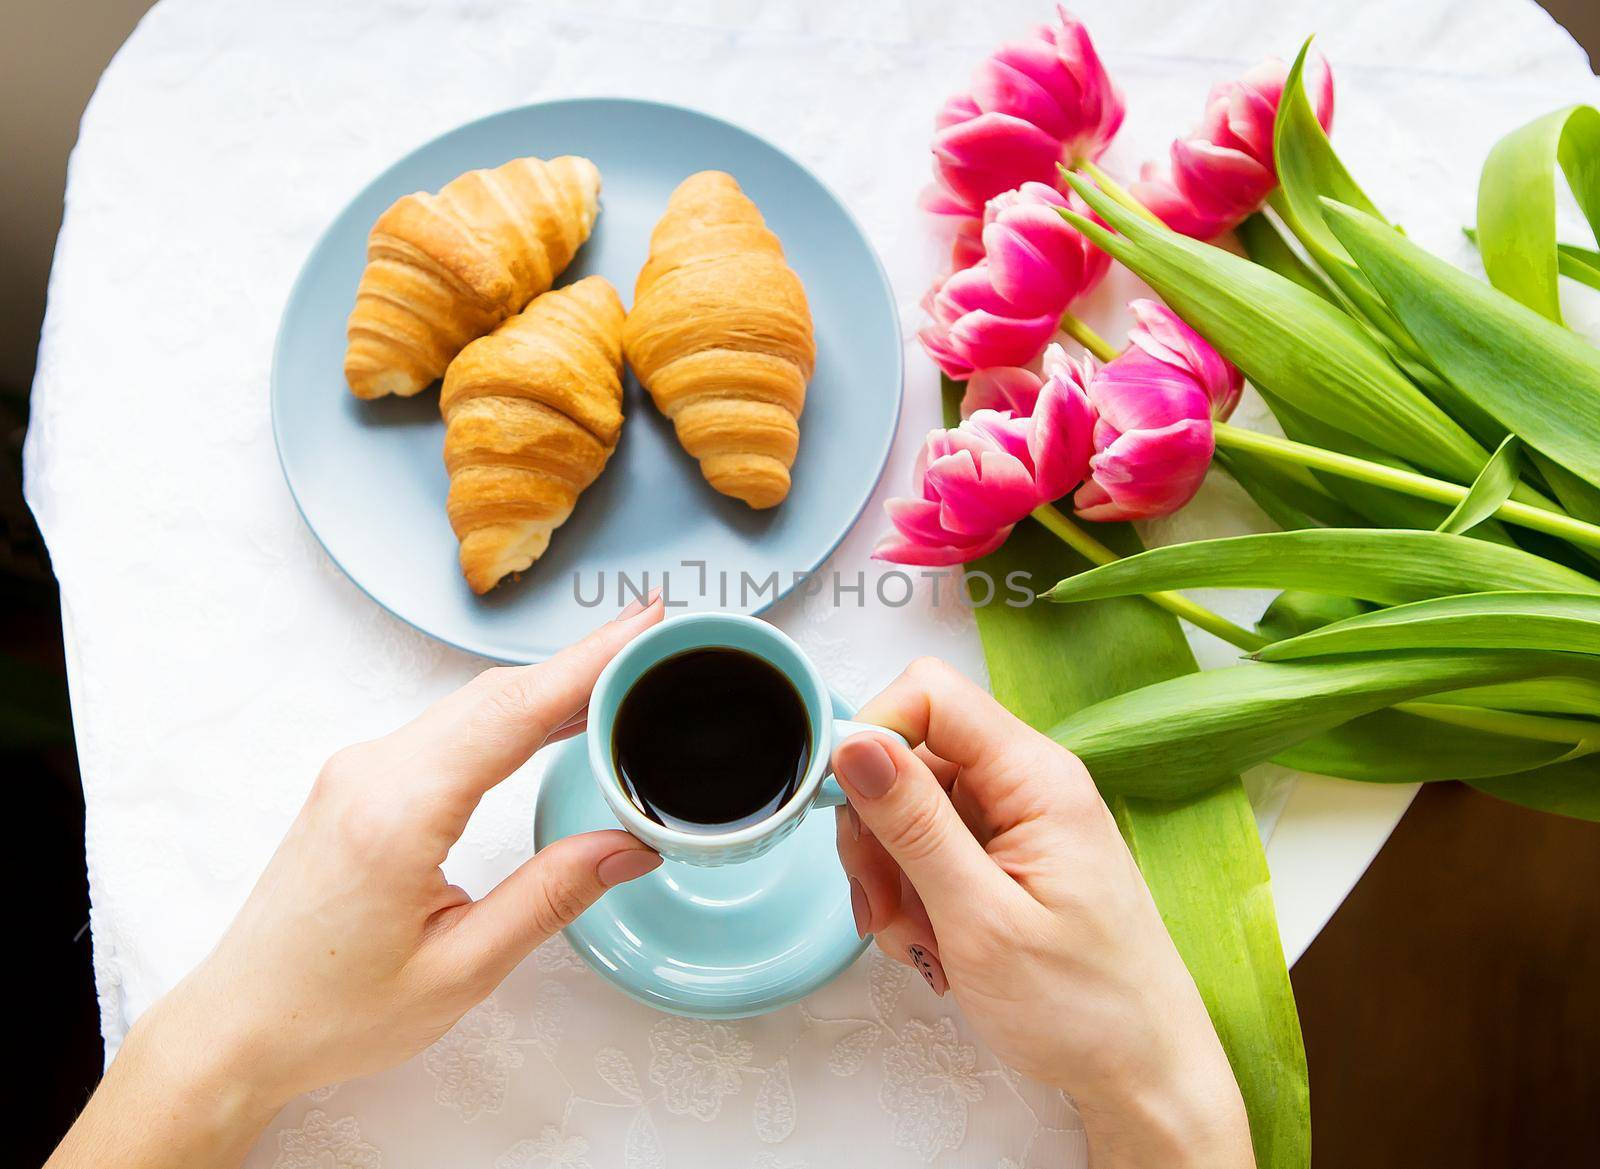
(935, 92, 981, 131)
(926, 447, 1039, 534)
(873, 525, 1012, 567)
(963, 408, 1034, 463)
(1127, 299, 1245, 419)
(972, 53, 1079, 143)
(1089, 350, 1214, 434)
(917, 323, 975, 379)
(1028, 370, 1096, 501)
(885, 496, 959, 544)
(1077, 418, 1215, 520)
(1134, 168, 1234, 240)
(947, 308, 1059, 371)
(933, 112, 1065, 208)
(961, 366, 1044, 417)
(1170, 139, 1275, 225)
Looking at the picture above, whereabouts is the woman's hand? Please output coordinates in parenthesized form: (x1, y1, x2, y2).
(832, 657, 1252, 1169)
(49, 597, 666, 1169)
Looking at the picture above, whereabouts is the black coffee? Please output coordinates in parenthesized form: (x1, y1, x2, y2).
(613, 647, 812, 833)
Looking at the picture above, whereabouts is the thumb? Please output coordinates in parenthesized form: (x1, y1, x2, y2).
(832, 733, 1000, 920)
(453, 830, 661, 981)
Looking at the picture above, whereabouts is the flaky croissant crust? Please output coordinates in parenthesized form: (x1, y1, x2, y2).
(624, 171, 815, 509)
(345, 155, 601, 400)
(441, 275, 626, 594)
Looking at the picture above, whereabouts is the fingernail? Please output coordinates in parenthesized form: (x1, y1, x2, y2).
(908, 944, 947, 996)
(598, 848, 662, 888)
(847, 805, 862, 841)
(835, 736, 897, 800)
(849, 878, 870, 938)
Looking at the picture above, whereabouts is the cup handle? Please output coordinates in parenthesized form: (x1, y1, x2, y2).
(813, 719, 909, 808)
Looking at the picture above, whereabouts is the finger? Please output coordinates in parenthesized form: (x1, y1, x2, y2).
(832, 732, 1003, 919)
(914, 744, 960, 789)
(403, 596, 664, 817)
(550, 704, 588, 736)
(916, 745, 1000, 841)
(544, 718, 587, 746)
(855, 657, 1034, 782)
(433, 883, 473, 914)
(859, 657, 1098, 833)
(949, 774, 1000, 846)
(450, 830, 660, 982)
(873, 877, 947, 997)
(835, 805, 901, 936)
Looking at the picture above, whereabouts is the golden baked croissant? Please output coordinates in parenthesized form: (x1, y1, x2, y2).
(440, 276, 626, 594)
(624, 171, 815, 509)
(345, 155, 602, 399)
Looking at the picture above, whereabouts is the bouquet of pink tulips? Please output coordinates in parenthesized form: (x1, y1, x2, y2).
(891, 9, 1600, 1165)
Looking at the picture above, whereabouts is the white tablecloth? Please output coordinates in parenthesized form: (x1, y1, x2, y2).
(25, 1, 1598, 1165)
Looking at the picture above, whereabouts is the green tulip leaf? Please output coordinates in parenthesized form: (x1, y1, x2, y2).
(1438, 435, 1521, 534)
(1235, 211, 1337, 303)
(1275, 708, 1573, 782)
(1045, 530, 1598, 607)
(1324, 199, 1600, 488)
(1531, 449, 1600, 524)
(1432, 677, 1600, 715)
(1255, 591, 1371, 642)
(1270, 38, 1408, 343)
(1475, 105, 1600, 323)
(1558, 244, 1600, 293)
(1256, 591, 1600, 661)
(1051, 650, 1599, 800)
(1469, 754, 1600, 821)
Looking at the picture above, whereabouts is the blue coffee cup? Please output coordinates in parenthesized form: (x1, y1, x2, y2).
(587, 612, 904, 866)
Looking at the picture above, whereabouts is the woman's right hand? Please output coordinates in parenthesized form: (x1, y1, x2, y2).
(832, 658, 1253, 1169)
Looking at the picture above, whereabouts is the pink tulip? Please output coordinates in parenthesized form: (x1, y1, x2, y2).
(1073, 302, 1243, 521)
(918, 187, 1110, 380)
(925, 7, 1125, 255)
(1133, 54, 1335, 239)
(1125, 299, 1242, 420)
(919, 262, 1060, 379)
(981, 183, 1110, 316)
(877, 349, 1094, 566)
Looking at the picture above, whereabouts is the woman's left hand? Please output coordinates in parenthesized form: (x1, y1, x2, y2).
(49, 596, 665, 1169)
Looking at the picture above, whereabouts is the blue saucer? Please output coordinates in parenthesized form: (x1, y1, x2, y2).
(533, 690, 869, 1017)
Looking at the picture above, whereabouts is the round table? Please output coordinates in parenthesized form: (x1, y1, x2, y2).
(25, 1, 1598, 1165)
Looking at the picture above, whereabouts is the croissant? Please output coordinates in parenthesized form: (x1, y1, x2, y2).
(440, 276, 626, 594)
(345, 155, 602, 399)
(624, 171, 815, 509)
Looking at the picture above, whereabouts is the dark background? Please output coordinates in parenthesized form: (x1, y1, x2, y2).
(6, 3, 1598, 1165)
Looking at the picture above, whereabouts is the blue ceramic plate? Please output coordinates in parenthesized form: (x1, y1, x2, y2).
(534, 689, 868, 1017)
(272, 99, 902, 662)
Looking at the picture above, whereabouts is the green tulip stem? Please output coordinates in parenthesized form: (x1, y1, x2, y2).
(1057, 312, 1122, 363)
(1031, 504, 1269, 651)
(1212, 422, 1600, 551)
